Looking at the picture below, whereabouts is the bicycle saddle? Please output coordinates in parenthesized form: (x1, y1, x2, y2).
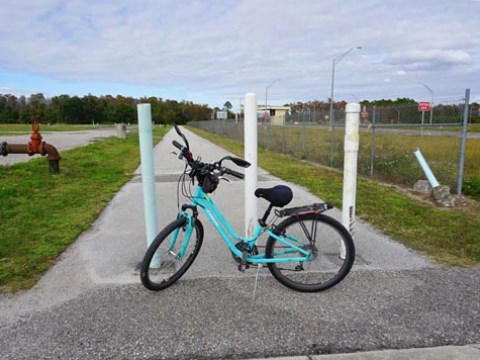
(254, 185, 293, 207)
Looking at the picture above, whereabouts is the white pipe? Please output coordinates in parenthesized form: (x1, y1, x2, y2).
(244, 93, 258, 237)
(137, 104, 160, 267)
(414, 149, 440, 188)
(342, 103, 361, 257)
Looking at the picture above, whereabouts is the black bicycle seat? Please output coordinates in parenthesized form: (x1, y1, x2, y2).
(254, 185, 293, 207)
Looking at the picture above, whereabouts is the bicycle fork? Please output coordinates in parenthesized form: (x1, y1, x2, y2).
(168, 210, 195, 259)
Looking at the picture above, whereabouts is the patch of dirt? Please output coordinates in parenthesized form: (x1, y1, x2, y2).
(400, 187, 479, 213)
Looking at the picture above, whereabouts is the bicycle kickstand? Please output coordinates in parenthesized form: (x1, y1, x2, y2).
(252, 264, 262, 304)
(238, 249, 249, 272)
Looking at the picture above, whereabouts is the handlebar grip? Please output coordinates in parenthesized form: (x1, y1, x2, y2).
(225, 168, 244, 179)
(172, 140, 183, 150)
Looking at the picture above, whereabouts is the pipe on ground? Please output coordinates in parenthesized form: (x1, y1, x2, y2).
(1, 141, 61, 173)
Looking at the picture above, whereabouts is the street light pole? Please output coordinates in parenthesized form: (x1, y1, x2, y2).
(237, 97, 243, 123)
(419, 82, 434, 125)
(265, 79, 281, 123)
(329, 47, 362, 166)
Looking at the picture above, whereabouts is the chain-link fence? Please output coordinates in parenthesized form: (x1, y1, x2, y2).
(189, 92, 477, 195)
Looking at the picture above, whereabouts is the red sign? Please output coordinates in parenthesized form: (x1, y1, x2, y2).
(361, 111, 369, 119)
(418, 102, 431, 112)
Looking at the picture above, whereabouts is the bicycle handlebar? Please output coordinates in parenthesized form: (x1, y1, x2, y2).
(172, 140, 183, 151)
(172, 123, 248, 183)
(224, 167, 244, 179)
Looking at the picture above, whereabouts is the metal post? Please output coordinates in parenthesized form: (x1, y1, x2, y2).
(267, 119, 271, 150)
(370, 105, 376, 177)
(302, 110, 306, 157)
(419, 82, 434, 124)
(421, 111, 425, 136)
(457, 89, 470, 195)
(137, 104, 159, 267)
(342, 103, 361, 255)
(244, 93, 258, 237)
(329, 59, 336, 166)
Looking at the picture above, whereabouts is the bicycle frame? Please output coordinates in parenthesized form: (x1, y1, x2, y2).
(171, 184, 311, 264)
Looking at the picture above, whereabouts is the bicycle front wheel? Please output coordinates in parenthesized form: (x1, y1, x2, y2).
(266, 213, 354, 292)
(140, 217, 203, 291)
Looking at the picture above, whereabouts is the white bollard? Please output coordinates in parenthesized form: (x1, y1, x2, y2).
(244, 93, 258, 237)
(137, 104, 160, 267)
(342, 103, 361, 257)
(116, 123, 127, 139)
(414, 149, 440, 188)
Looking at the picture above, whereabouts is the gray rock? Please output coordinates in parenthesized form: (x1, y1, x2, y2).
(413, 180, 432, 194)
(433, 185, 454, 207)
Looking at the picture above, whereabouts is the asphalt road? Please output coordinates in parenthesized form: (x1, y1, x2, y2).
(1, 268, 478, 359)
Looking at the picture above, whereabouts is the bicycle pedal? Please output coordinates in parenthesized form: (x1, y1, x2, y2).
(238, 263, 249, 272)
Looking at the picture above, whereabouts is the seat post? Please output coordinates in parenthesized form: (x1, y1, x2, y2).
(258, 203, 274, 227)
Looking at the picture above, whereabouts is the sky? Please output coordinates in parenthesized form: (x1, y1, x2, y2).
(0, 0, 479, 109)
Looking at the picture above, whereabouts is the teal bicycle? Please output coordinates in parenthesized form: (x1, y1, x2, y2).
(140, 125, 355, 292)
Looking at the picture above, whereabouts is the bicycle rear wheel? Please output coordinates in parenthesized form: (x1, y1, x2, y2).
(140, 217, 203, 291)
(266, 213, 354, 292)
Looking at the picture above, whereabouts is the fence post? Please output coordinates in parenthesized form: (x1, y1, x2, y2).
(457, 89, 470, 195)
(137, 104, 160, 267)
(342, 103, 360, 257)
(330, 109, 335, 166)
(370, 105, 376, 177)
(244, 93, 258, 237)
(302, 110, 306, 157)
(267, 122, 271, 150)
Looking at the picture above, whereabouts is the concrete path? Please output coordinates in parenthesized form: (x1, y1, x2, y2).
(1, 127, 478, 359)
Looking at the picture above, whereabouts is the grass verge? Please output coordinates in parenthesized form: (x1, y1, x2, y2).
(0, 127, 169, 293)
(0, 124, 109, 135)
(187, 126, 480, 268)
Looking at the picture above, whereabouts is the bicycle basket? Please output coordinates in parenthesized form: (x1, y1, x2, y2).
(201, 173, 219, 193)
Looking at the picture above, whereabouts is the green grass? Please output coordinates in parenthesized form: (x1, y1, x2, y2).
(0, 127, 169, 293)
(187, 126, 480, 268)
(0, 123, 108, 135)
(206, 122, 480, 191)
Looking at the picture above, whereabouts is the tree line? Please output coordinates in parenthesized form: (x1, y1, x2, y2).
(0, 93, 213, 124)
(284, 98, 418, 112)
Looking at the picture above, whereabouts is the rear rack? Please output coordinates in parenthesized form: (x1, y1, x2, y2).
(275, 202, 333, 217)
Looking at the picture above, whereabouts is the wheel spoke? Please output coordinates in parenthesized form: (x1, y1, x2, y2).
(141, 218, 203, 291)
(266, 214, 354, 292)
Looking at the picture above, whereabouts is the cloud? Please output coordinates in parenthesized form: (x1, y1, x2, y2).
(385, 49, 473, 70)
(0, 0, 479, 104)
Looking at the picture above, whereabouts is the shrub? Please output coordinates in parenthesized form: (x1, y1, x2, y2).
(463, 176, 480, 200)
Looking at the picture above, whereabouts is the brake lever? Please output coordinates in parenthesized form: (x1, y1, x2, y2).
(170, 151, 184, 160)
(218, 176, 231, 183)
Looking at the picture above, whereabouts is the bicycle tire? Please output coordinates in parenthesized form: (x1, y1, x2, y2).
(265, 213, 354, 292)
(140, 217, 203, 291)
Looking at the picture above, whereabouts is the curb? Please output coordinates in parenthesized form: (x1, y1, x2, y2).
(247, 344, 480, 360)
